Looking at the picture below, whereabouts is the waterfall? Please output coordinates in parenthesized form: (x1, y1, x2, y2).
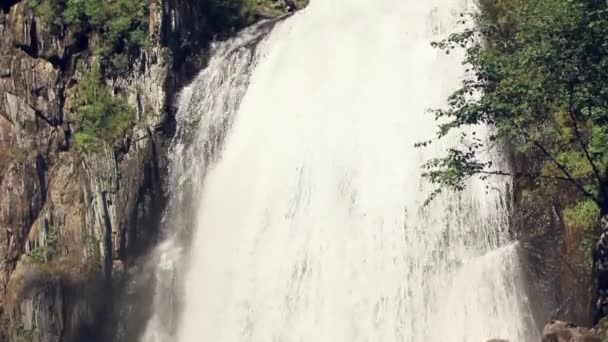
(139, 22, 277, 342)
(143, 0, 539, 341)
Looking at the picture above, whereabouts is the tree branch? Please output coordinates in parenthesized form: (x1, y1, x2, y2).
(567, 85, 605, 200)
(476, 170, 575, 182)
(531, 139, 600, 204)
(505, 115, 601, 204)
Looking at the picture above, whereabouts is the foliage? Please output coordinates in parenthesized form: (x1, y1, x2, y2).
(564, 199, 600, 233)
(242, 0, 300, 18)
(28, 0, 149, 65)
(26, 223, 59, 264)
(26, 0, 304, 73)
(73, 63, 133, 153)
(13, 324, 34, 342)
(27, 0, 64, 27)
(66, 0, 148, 55)
(26, 0, 298, 155)
(421, 0, 608, 212)
(565, 199, 600, 258)
(26, 246, 45, 263)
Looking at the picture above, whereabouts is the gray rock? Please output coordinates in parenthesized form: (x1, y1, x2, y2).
(541, 320, 603, 342)
(0, 0, 310, 341)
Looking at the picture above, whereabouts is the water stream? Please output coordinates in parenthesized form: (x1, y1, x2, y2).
(142, 1, 539, 341)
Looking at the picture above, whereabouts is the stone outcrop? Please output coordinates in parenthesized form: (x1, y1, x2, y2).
(492, 320, 607, 342)
(542, 321, 594, 342)
(592, 216, 608, 323)
(539, 320, 604, 342)
(0, 2, 168, 340)
(0, 1, 305, 341)
(512, 149, 595, 326)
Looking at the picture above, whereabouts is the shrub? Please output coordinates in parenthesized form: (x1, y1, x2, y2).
(13, 324, 34, 342)
(27, 0, 65, 27)
(29, 0, 150, 60)
(73, 63, 134, 153)
(421, 0, 608, 215)
(564, 200, 600, 231)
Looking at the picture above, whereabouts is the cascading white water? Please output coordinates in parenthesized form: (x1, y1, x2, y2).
(139, 22, 276, 342)
(146, 0, 541, 341)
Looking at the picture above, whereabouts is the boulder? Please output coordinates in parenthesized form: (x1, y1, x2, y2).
(542, 320, 602, 342)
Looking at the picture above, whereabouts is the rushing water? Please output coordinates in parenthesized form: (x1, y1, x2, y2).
(142, 0, 539, 341)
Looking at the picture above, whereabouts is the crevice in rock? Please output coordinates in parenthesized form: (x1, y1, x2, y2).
(14, 43, 67, 72)
(100, 191, 113, 281)
(0, 0, 20, 14)
(34, 110, 59, 128)
(35, 154, 47, 201)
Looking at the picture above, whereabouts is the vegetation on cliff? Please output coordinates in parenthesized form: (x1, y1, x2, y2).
(29, 0, 148, 55)
(422, 0, 608, 230)
(27, 0, 303, 46)
(26, 0, 147, 152)
(24, 0, 304, 154)
(72, 62, 134, 152)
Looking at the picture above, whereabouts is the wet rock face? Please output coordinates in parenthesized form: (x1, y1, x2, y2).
(542, 321, 589, 342)
(592, 216, 608, 323)
(0, 1, 306, 341)
(511, 147, 595, 326)
(540, 320, 604, 342)
(0, 1, 167, 341)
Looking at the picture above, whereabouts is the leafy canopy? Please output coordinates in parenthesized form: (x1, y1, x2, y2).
(73, 63, 133, 153)
(28, 0, 149, 55)
(422, 0, 608, 213)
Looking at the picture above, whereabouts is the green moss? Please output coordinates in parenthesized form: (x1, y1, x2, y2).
(564, 200, 600, 231)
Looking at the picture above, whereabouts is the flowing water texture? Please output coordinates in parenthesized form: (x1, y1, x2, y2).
(144, 0, 539, 341)
(140, 22, 276, 341)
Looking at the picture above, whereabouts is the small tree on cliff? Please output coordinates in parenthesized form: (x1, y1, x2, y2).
(421, 0, 608, 218)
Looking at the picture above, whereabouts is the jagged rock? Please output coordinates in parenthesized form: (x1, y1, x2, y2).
(514, 151, 595, 323)
(0, 1, 167, 341)
(5, 2, 70, 62)
(541, 320, 603, 342)
(286, 0, 310, 11)
(543, 321, 587, 341)
(592, 216, 608, 323)
(0, 0, 308, 341)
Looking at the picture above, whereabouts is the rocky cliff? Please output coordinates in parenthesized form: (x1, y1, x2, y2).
(513, 150, 597, 327)
(0, 1, 307, 341)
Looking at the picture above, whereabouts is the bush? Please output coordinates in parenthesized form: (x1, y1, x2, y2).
(564, 200, 600, 231)
(73, 63, 133, 153)
(13, 324, 34, 342)
(422, 0, 608, 214)
(27, 0, 65, 27)
(29, 0, 149, 60)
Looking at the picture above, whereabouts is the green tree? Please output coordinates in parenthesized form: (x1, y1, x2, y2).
(73, 63, 133, 153)
(421, 0, 608, 218)
(29, 0, 150, 66)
